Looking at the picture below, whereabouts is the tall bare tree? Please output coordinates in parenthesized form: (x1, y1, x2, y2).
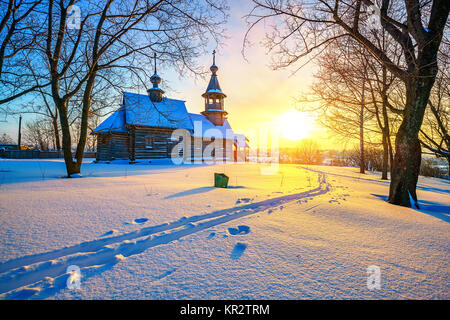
(309, 41, 384, 175)
(420, 74, 450, 174)
(4, 0, 228, 176)
(245, 0, 449, 207)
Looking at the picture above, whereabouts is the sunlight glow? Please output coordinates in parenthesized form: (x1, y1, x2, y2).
(277, 110, 315, 141)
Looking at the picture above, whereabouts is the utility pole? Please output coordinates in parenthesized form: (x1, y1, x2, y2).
(18, 115, 22, 149)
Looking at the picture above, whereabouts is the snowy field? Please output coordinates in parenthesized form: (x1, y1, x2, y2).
(0, 159, 448, 299)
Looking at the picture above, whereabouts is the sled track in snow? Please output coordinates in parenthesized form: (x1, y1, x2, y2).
(0, 169, 330, 299)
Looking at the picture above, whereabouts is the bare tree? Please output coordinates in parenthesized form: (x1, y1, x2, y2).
(245, 0, 449, 207)
(0, 132, 14, 144)
(310, 41, 377, 174)
(296, 139, 322, 164)
(0, 0, 49, 105)
(6, 0, 228, 176)
(24, 118, 54, 150)
(420, 74, 450, 175)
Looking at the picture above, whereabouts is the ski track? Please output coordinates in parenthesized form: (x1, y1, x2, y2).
(0, 168, 330, 299)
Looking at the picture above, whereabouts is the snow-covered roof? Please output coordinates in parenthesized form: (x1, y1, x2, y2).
(202, 74, 226, 97)
(93, 92, 248, 144)
(188, 113, 234, 138)
(124, 92, 193, 130)
(92, 106, 127, 134)
(93, 92, 194, 133)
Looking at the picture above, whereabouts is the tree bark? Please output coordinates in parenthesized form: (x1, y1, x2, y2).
(360, 72, 365, 174)
(57, 99, 80, 177)
(381, 90, 391, 180)
(381, 130, 389, 180)
(74, 69, 98, 172)
(447, 157, 450, 179)
(51, 115, 61, 150)
(388, 76, 436, 207)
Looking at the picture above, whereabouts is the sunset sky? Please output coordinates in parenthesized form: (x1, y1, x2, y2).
(164, 0, 334, 149)
(1, 0, 338, 150)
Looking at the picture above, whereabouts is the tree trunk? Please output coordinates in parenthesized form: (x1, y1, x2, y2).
(381, 93, 390, 180)
(58, 100, 80, 177)
(360, 74, 365, 174)
(388, 76, 435, 207)
(447, 156, 450, 179)
(388, 132, 394, 179)
(381, 130, 389, 180)
(388, 125, 421, 207)
(51, 116, 61, 151)
(74, 70, 98, 171)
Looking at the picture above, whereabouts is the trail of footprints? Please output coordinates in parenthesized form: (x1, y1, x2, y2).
(0, 170, 330, 299)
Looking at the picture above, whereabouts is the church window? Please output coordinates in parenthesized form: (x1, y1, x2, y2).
(145, 136, 154, 149)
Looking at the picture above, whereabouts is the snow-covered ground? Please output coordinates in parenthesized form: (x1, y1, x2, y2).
(0, 159, 448, 299)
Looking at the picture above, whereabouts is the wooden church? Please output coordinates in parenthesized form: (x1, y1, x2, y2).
(92, 52, 249, 162)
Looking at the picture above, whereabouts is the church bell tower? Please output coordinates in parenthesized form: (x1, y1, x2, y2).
(147, 53, 164, 102)
(201, 50, 228, 126)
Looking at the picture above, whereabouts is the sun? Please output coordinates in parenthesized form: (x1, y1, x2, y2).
(277, 110, 315, 141)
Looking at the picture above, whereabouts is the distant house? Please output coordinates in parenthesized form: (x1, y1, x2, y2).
(92, 52, 248, 162)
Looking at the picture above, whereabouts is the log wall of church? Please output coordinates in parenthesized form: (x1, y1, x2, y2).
(96, 133, 129, 161)
(96, 127, 238, 162)
(133, 127, 176, 159)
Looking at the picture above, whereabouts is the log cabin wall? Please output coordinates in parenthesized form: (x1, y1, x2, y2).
(96, 127, 237, 162)
(96, 134, 112, 161)
(96, 133, 130, 161)
(110, 133, 129, 159)
(95, 133, 129, 160)
(133, 126, 176, 159)
(189, 137, 234, 162)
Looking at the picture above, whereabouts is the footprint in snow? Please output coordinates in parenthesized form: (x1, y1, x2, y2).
(124, 218, 148, 225)
(207, 232, 216, 239)
(235, 198, 253, 205)
(101, 229, 118, 237)
(154, 269, 176, 280)
(228, 225, 250, 235)
(230, 242, 247, 260)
